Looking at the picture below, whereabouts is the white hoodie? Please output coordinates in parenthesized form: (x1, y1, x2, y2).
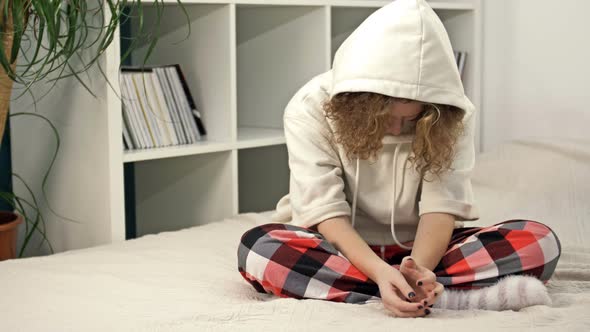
(271, 0, 480, 247)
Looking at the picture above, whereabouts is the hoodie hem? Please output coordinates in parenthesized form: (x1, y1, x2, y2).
(418, 199, 479, 221)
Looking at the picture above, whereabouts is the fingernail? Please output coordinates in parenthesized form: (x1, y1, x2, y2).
(408, 292, 416, 298)
(425, 309, 431, 315)
(434, 292, 438, 296)
(418, 305, 424, 309)
(428, 305, 434, 308)
(417, 281, 423, 286)
(424, 300, 428, 305)
(407, 257, 413, 260)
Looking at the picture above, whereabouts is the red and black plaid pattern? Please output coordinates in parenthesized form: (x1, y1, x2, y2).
(237, 219, 561, 304)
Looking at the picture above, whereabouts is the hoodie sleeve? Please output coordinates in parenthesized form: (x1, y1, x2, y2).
(283, 110, 351, 229)
(418, 110, 480, 221)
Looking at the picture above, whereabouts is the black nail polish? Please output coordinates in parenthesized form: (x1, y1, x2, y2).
(408, 292, 416, 298)
(417, 281, 423, 286)
(434, 292, 438, 296)
(418, 305, 424, 309)
(425, 309, 431, 315)
(428, 305, 434, 308)
(424, 300, 428, 305)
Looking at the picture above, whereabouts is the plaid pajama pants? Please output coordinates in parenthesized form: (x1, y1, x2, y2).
(237, 219, 562, 304)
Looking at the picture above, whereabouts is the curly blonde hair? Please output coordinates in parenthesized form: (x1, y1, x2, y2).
(323, 92, 466, 179)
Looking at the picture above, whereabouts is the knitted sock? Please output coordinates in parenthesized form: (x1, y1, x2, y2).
(432, 275, 552, 311)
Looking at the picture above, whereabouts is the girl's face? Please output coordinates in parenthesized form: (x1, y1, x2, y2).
(385, 100, 424, 135)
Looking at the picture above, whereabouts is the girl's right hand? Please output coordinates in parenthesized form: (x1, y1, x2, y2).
(399, 256, 444, 307)
(374, 264, 430, 318)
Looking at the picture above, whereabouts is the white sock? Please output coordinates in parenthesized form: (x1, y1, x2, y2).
(432, 275, 552, 311)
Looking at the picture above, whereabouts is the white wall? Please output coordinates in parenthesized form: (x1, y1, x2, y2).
(482, 0, 590, 151)
(9, 15, 114, 257)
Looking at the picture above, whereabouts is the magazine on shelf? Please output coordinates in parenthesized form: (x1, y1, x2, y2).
(153, 67, 188, 145)
(453, 50, 467, 78)
(164, 66, 198, 144)
(119, 64, 207, 150)
(131, 73, 162, 147)
(173, 64, 207, 136)
(148, 71, 179, 146)
(120, 76, 139, 149)
(121, 73, 148, 149)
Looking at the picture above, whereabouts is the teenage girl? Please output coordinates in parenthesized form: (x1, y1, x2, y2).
(237, 0, 561, 318)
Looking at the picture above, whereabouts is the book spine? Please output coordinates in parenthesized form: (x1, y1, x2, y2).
(138, 72, 165, 147)
(165, 66, 196, 143)
(167, 66, 200, 142)
(143, 72, 172, 146)
(149, 72, 179, 146)
(131, 74, 158, 147)
(155, 67, 188, 145)
(119, 73, 141, 149)
(174, 64, 207, 136)
(122, 114, 134, 150)
(122, 74, 148, 148)
(458, 52, 467, 78)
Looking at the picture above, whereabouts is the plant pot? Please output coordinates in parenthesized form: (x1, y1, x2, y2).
(0, 211, 23, 261)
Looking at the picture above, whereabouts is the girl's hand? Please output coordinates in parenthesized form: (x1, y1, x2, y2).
(399, 256, 444, 308)
(374, 264, 430, 317)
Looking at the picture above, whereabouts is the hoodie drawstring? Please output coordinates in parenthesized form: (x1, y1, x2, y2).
(351, 143, 414, 250)
(391, 144, 413, 250)
(351, 157, 360, 230)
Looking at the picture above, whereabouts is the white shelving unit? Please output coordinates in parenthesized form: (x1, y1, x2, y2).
(20, 0, 482, 250)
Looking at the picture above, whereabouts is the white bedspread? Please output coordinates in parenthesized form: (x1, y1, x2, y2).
(1, 137, 590, 331)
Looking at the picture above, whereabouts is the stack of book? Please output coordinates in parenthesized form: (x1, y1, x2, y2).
(453, 51, 467, 78)
(120, 64, 207, 150)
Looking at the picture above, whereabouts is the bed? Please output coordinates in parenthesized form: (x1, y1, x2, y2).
(1, 137, 589, 331)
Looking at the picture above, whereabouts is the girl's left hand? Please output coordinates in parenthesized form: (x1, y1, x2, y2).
(399, 256, 444, 308)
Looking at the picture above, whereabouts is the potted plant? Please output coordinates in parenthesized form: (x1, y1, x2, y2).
(0, 211, 22, 259)
(0, 0, 187, 260)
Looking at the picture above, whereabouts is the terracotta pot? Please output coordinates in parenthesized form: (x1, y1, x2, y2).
(0, 211, 23, 261)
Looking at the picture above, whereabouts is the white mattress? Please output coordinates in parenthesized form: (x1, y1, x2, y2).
(1, 137, 590, 331)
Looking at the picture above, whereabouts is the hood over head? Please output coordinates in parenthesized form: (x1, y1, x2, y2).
(330, 0, 475, 250)
(330, 0, 474, 117)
